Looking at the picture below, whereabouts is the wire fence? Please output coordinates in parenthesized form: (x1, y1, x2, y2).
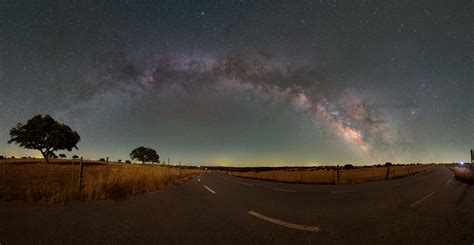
(0, 157, 202, 203)
(228, 164, 437, 184)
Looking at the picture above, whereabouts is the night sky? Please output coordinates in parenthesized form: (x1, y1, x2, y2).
(0, 1, 472, 166)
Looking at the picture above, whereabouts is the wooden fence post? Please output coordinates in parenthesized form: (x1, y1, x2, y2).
(385, 166, 391, 180)
(470, 149, 473, 177)
(105, 157, 109, 176)
(78, 157, 84, 192)
(3, 155, 6, 189)
(300, 168, 303, 183)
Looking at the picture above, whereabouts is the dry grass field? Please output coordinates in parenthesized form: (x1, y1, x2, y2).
(450, 165, 474, 184)
(0, 159, 203, 203)
(227, 164, 437, 184)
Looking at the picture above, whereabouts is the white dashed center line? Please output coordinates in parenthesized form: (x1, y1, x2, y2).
(410, 192, 435, 207)
(204, 185, 216, 194)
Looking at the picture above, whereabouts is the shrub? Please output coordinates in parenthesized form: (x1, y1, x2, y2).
(385, 162, 392, 167)
(99, 158, 106, 162)
(125, 160, 131, 164)
(343, 164, 354, 170)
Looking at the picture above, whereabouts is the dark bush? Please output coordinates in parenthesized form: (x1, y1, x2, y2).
(343, 164, 354, 170)
(385, 162, 392, 166)
(99, 158, 106, 162)
(125, 160, 131, 164)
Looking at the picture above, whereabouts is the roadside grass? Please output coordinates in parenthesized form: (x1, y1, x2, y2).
(226, 164, 437, 184)
(451, 166, 474, 184)
(0, 160, 203, 203)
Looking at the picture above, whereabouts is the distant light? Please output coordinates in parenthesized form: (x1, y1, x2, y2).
(460, 162, 464, 165)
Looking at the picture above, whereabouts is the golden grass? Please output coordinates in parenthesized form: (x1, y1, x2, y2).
(227, 164, 437, 184)
(0, 160, 203, 203)
(451, 166, 474, 184)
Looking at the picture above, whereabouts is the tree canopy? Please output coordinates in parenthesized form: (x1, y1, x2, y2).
(130, 146, 160, 164)
(8, 115, 80, 163)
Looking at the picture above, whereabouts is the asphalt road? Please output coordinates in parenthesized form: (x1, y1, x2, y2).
(1, 166, 473, 244)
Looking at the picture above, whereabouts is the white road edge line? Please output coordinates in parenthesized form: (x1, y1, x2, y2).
(204, 185, 216, 194)
(248, 211, 320, 232)
(272, 188, 296, 193)
(410, 192, 435, 207)
(446, 178, 452, 184)
(331, 190, 359, 194)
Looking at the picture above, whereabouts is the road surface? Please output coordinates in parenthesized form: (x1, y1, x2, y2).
(1, 166, 473, 244)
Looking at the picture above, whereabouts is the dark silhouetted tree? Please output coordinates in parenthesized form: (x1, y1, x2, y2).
(8, 115, 80, 164)
(343, 164, 354, 170)
(47, 152, 58, 159)
(59, 153, 67, 158)
(385, 162, 392, 167)
(130, 146, 160, 164)
(72, 155, 79, 160)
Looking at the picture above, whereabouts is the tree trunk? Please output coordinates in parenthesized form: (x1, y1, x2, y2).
(40, 151, 50, 188)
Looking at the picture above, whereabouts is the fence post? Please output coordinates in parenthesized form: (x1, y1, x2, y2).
(105, 157, 109, 175)
(470, 149, 473, 177)
(372, 166, 375, 180)
(272, 168, 275, 181)
(168, 159, 171, 180)
(385, 166, 390, 180)
(333, 168, 336, 184)
(78, 157, 84, 192)
(337, 167, 340, 184)
(3, 155, 6, 189)
(300, 168, 303, 183)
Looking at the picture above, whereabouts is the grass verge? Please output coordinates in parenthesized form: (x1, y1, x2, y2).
(0, 160, 204, 203)
(450, 166, 474, 184)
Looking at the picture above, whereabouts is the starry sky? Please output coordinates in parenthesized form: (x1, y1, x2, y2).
(0, 0, 472, 166)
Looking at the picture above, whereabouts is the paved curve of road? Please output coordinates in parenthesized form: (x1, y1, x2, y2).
(1, 166, 473, 244)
